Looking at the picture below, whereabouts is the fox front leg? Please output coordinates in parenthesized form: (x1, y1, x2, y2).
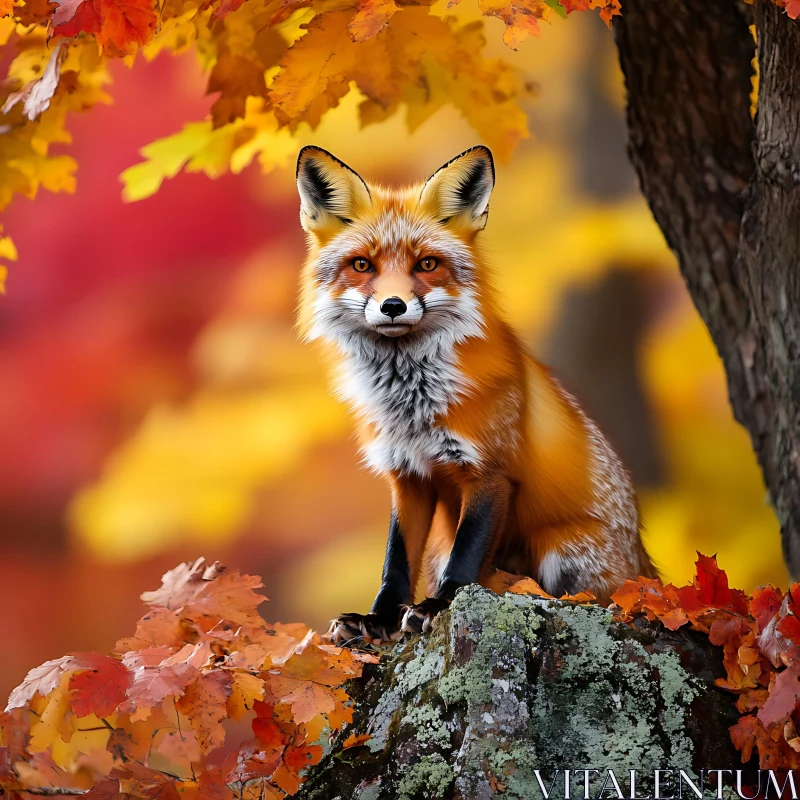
(401, 479, 511, 635)
(326, 478, 435, 646)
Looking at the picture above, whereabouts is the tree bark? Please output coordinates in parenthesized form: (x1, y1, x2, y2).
(299, 587, 745, 800)
(614, 0, 800, 575)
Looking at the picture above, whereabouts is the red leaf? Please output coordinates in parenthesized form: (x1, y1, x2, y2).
(778, 614, 800, 646)
(68, 654, 131, 717)
(252, 702, 289, 750)
(119, 646, 203, 716)
(752, 585, 784, 632)
(96, 0, 156, 51)
(759, 668, 800, 727)
(695, 552, 731, 606)
(52, 0, 101, 38)
(7, 652, 121, 711)
(52, 0, 156, 51)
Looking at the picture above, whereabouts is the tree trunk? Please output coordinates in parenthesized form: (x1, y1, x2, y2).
(614, 0, 800, 576)
(299, 587, 744, 800)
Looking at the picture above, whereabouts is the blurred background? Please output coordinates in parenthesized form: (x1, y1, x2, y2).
(0, 10, 784, 699)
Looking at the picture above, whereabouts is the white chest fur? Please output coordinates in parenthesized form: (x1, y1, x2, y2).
(336, 335, 481, 476)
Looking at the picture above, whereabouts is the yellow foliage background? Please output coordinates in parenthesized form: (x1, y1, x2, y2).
(78, 16, 785, 608)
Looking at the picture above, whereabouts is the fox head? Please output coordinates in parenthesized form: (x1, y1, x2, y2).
(296, 145, 495, 346)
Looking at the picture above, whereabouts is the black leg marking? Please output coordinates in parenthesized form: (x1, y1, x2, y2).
(372, 511, 411, 614)
(436, 495, 496, 600)
(401, 491, 505, 636)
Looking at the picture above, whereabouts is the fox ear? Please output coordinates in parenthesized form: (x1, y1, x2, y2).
(419, 146, 495, 231)
(296, 146, 371, 234)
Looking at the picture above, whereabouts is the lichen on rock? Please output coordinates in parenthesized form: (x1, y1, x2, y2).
(298, 586, 740, 800)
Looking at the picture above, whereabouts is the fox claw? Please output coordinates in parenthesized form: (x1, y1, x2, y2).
(400, 597, 451, 635)
(324, 612, 402, 647)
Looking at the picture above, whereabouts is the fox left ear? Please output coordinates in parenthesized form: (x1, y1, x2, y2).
(296, 146, 371, 235)
(419, 146, 495, 231)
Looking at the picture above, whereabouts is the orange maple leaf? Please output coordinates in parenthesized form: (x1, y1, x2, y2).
(176, 672, 232, 754)
(141, 558, 267, 629)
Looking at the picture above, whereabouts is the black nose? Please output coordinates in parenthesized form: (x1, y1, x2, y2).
(380, 297, 407, 320)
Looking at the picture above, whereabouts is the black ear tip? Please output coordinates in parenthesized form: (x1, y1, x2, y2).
(297, 145, 323, 177)
(471, 145, 495, 182)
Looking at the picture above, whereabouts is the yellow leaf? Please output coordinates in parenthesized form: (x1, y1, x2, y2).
(121, 122, 211, 201)
(227, 671, 265, 719)
(269, 11, 355, 120)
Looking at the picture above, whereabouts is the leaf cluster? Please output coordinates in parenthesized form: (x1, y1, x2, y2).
(612, 553, 800, 772)
(0, 557, 377, 798)
(0, 0, 624, 287)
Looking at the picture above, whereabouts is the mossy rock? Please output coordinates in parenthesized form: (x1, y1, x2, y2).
(299, 586, 744, 800)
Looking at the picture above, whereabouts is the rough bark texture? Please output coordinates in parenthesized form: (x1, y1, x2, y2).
(614, 0, 800, 575)
(299, 587, 744, 800)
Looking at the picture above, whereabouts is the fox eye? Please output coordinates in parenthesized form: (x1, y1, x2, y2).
(416, 257, 437, 272)
(353, 258, 373, 273)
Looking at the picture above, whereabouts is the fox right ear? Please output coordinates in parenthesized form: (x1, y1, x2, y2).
(296, 147, 371, 235)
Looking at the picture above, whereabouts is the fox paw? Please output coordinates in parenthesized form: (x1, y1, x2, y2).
(400, 597, 451, 635)
(324, 612, 402, 647)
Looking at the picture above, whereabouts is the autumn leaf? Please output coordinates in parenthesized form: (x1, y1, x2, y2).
(479, 0, 546, 50)
(349, 0, 399, 42)
(227, 671, 265, 719)
(2, 561, 374, 798)
(507, 577, 553, 598)
(140, 558, 267, 628)
(760, 667, 800, 727)
(207, 47, 269, 128)
(176, 672, 232, 753)
(115, 607, 185, 653)
(752, 585, 784, 631)
(53, 0, 157, 52)
(2, 41, 65, 121)
(786, 0, 800, 18)
(6, 652, 123, 712)
(51, 0, 101, 39)
(119, 646, 202, 718)
(342, 732, 371, 748)
(68, 654, 131, 717)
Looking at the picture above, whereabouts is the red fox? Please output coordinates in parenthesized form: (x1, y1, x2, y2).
(296, 144, 657, 644)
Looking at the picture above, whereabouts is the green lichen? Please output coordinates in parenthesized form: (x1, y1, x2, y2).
(397, 754, 454, 800)
(395, 641, 444, 695)
(400, 704, 451, 747)
(527, 602, 699, 793)
(366, 687, 403, 754)
(649, 649, 698, 771)
(488, 743, 541, 799)
(301, 586, 715, 799)
(439, 586, 540, 707)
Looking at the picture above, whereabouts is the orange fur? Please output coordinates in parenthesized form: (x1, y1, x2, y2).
(297, 145, 656, 615)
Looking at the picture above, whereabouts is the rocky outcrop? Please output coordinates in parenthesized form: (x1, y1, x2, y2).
(299, 586, 746, 800)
